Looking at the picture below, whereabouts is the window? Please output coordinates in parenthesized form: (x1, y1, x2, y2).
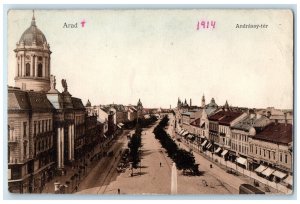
(37, 121, 40, 133)
(268, 150, 271, 159)
(24, 142, 27, 158)
(23, 122, 27, 137)
(38, 64, 43, 77)
(263, 149, 266, 157)
(8, 125, 12, 141)
(8, 145, 10, 162)
(42, 120, 44, 133)
(25, 63, 30, 76)
(259, 148, 261, 155)
(280, 153, 282, 162)
(285, 154, 288, 163)
(256, 147, 258, 154)
(273, 151, 276, 160)
(34, 122, 37, 136)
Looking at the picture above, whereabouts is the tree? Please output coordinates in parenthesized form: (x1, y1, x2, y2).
(128, 127, 142, 168)
(153, 115, 199, 175)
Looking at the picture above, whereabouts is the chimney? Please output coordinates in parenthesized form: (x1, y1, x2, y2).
(190, 98, 192, 107)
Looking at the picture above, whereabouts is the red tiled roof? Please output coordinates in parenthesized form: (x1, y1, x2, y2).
(219, 112, 243, 125)
(208, 111, 226, 121)
(253, 123, 292, 145)
(209, 111, 242, 125)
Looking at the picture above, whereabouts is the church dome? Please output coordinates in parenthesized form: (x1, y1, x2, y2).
(19, 15, 47, 46)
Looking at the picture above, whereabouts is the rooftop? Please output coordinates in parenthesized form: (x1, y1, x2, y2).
(209, 110, 243, 125)
(253, 122, 292, 145)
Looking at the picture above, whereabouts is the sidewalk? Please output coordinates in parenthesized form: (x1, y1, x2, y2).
(177, 130, 281, 194)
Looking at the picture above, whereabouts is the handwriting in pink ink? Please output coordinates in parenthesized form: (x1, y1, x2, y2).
(81, 19, 86, 28)
(197, 20, 216, 30)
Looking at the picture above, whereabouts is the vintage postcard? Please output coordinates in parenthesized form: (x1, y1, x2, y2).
(6, 9, 293, 195)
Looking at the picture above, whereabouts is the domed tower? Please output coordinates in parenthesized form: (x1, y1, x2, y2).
(201, 94, 205, 108)
(14, 11, 52, 92)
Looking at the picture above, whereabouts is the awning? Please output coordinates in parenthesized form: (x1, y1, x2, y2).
(182, 131, 189, 136)
(255, 165, 267, 173)
(236, 157, 247, 165)
(201, 140, 207, 147)
(187, 134, 194, 139)
(200, 135, 205, 139)
(103, 134, 107, 138)
(261, 167, 275, 177)
(119, 123, 124, 126)
(283, 175, 293, 186)
(221, 150, 228, 156)
(206, 143, 212, 149)
(272, 170, 287, 179)
(117, 125, 122, 128)
(214, 147, 221, 153)
(179, 130, 184, 135)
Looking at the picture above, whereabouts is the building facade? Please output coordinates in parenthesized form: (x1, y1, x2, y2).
(8, 14, 99, 193)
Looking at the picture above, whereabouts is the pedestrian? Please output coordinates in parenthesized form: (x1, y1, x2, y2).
(160, 162, 162, 167)
(75, 185, 78, 192)
(118, 188, 120, 194)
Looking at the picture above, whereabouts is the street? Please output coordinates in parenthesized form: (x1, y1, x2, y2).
(75, 129, 133, 194)
(76, 118, 238, 194)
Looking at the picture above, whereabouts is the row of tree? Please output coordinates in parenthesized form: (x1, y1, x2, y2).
(153, 116, 200, 175)
(128, 127, 142, 168)
(128, 115, 158, 169)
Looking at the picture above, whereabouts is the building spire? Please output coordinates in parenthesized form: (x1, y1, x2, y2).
(31, 10, 36, 26)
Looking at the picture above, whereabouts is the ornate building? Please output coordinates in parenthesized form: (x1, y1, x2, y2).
(8, 13, 98, 193)
(14, 12, 51, 92)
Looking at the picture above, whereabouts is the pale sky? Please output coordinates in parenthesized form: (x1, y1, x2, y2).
(7, 9, 293, 109)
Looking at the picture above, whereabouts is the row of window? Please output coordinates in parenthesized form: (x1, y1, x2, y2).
(220, 136, 231, 146)
(17, 62, 47, 77)
(232, 133, 248, 142)
(219, 125, 229, 134)
(209, 123, 218, 131)
(34, 135, 53, 155)
(250, 145, 289, 164)
(33, 119, 52, 136)
(232, 142, 249, 154)
(19, 55, 45, 61)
